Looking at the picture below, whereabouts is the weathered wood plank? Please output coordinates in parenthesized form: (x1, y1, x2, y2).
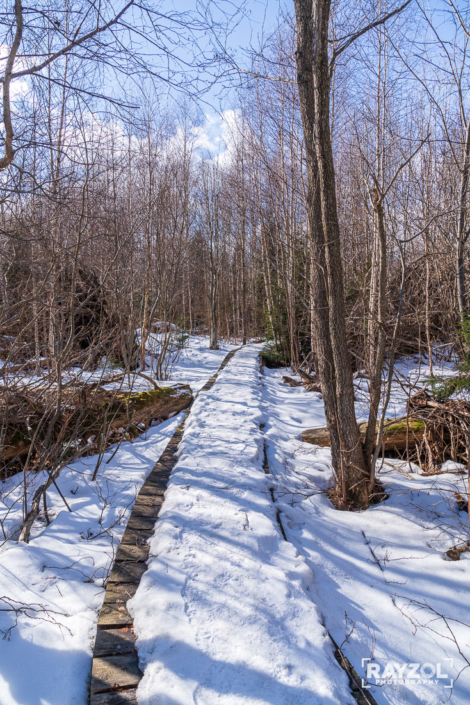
(90, 654, 142, 693)
(126, 515, 157, 531)
(115, 544, 149, 562)
(98, 605, 133, 629)
(129, 503, 161, 519)
(133, 494, 162, 507)
(137, 484, 165, 496)
(160, 452, 177, 461)
(90, 688, 138, 705)
(94, 627, 136, 656)
(120, 528, 153, 545)
(108, 561, 147, 584)
(103, 584, 138, 604)
(148, 465, 173, 475)
(139, 479, 169, 492)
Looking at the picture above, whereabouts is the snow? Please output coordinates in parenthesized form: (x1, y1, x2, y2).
(0, 335, 238, 395)
(152, 336, 239, 393)
(262, 366, 470, 705)
(129, 345, 354, 705)
(0, 415, 185, 705)
(0, 336, 240, 705)
(2, 339, 468, 704)
(354, 354, 456, 421)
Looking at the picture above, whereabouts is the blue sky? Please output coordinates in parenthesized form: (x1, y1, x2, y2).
(124, 0, 283, 156)
(151, 0, 282, 108)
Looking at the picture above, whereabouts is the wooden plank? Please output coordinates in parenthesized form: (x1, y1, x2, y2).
(147, 466, 172, 476)
(152, 473, 172, 482)
(126, 515, 157, 531)
(132, 496, 162, 510)
(152, 463, 173, 473)
(144, 468, 170, 478)
(115, 544, 149, 562)
(90, 654, 142, 693)
(108, 561, 147, 584)
(94, 627, 136, 656)
(161, 450, 177, 458)
(155, 450, 176, 459)
(139, 479, 169, 492)
(130, 503, 161, 519)
(103, 584, 138, 604)
(137, 484, 165, 496)
(120, 528, 153, 545)
(98, 605, 133, 629)
(133, 494, 163, 507)
(90, 688, 138, 705)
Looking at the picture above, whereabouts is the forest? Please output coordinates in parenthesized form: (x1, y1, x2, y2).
(0, 1, 469, 704)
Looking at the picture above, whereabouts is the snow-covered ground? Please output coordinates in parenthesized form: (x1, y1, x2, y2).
(0, 334, 238, 395)
(0, 415, 184, 705)
(130, 344, 354, 705)
(1, 340, 468, 705)
(151, 336, 239, 393)
(262, 365, 470, 705)
(0, 335, 237, 705)
(354, 354, 456, 421)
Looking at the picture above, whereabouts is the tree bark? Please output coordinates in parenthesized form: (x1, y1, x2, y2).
(294, 0, 369, 503)
(364, 196, 387, 460)
(0, 0, 23, 170)
(456, 118, 470, 323)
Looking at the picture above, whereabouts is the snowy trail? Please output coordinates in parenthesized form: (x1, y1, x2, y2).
(89, 347, 242, 700)
(130, 345, 354, 705)
(0, 336, 240, 705)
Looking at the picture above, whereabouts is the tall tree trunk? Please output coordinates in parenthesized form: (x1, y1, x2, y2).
(364, 197, 387, 460)
(294, 0, 369, 504)
(457, 118, 470, 323)
(209, 269, 219, 350)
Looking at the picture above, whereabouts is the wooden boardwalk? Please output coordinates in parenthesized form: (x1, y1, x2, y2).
(89, 346, 376, 705)
(89, 348, 240, 705)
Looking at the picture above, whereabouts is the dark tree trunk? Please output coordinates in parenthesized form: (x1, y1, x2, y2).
(457, 118, 470, 324)
(294, 0, 369, 504)
(209, 270, 219, 350)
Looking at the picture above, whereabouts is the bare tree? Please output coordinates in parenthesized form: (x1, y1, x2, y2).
(293, 0, 411, 505)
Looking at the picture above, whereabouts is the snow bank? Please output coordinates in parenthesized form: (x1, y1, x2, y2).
(262, 366, 470, 705)
(129, 345, 354, 705)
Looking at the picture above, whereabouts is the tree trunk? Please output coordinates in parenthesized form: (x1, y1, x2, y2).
(294, 0, 369, 504)
(364, 197, 387, 460)
(456, 118, 470, 323)
(209, 270, 219, 350)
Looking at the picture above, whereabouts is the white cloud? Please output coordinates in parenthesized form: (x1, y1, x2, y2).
(0, 44, 29, 101)
(190, 109, 242, 166)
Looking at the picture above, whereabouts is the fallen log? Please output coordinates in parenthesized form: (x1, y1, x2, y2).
(282, 376, 302, 387)
(304, 382, 322, 393)
(282, 373, 321, 392)
(302, 417, 425, 451)
(108, 386, 192, 431)
(295, 368, 318, 384)
(1, 385, 193, 462)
